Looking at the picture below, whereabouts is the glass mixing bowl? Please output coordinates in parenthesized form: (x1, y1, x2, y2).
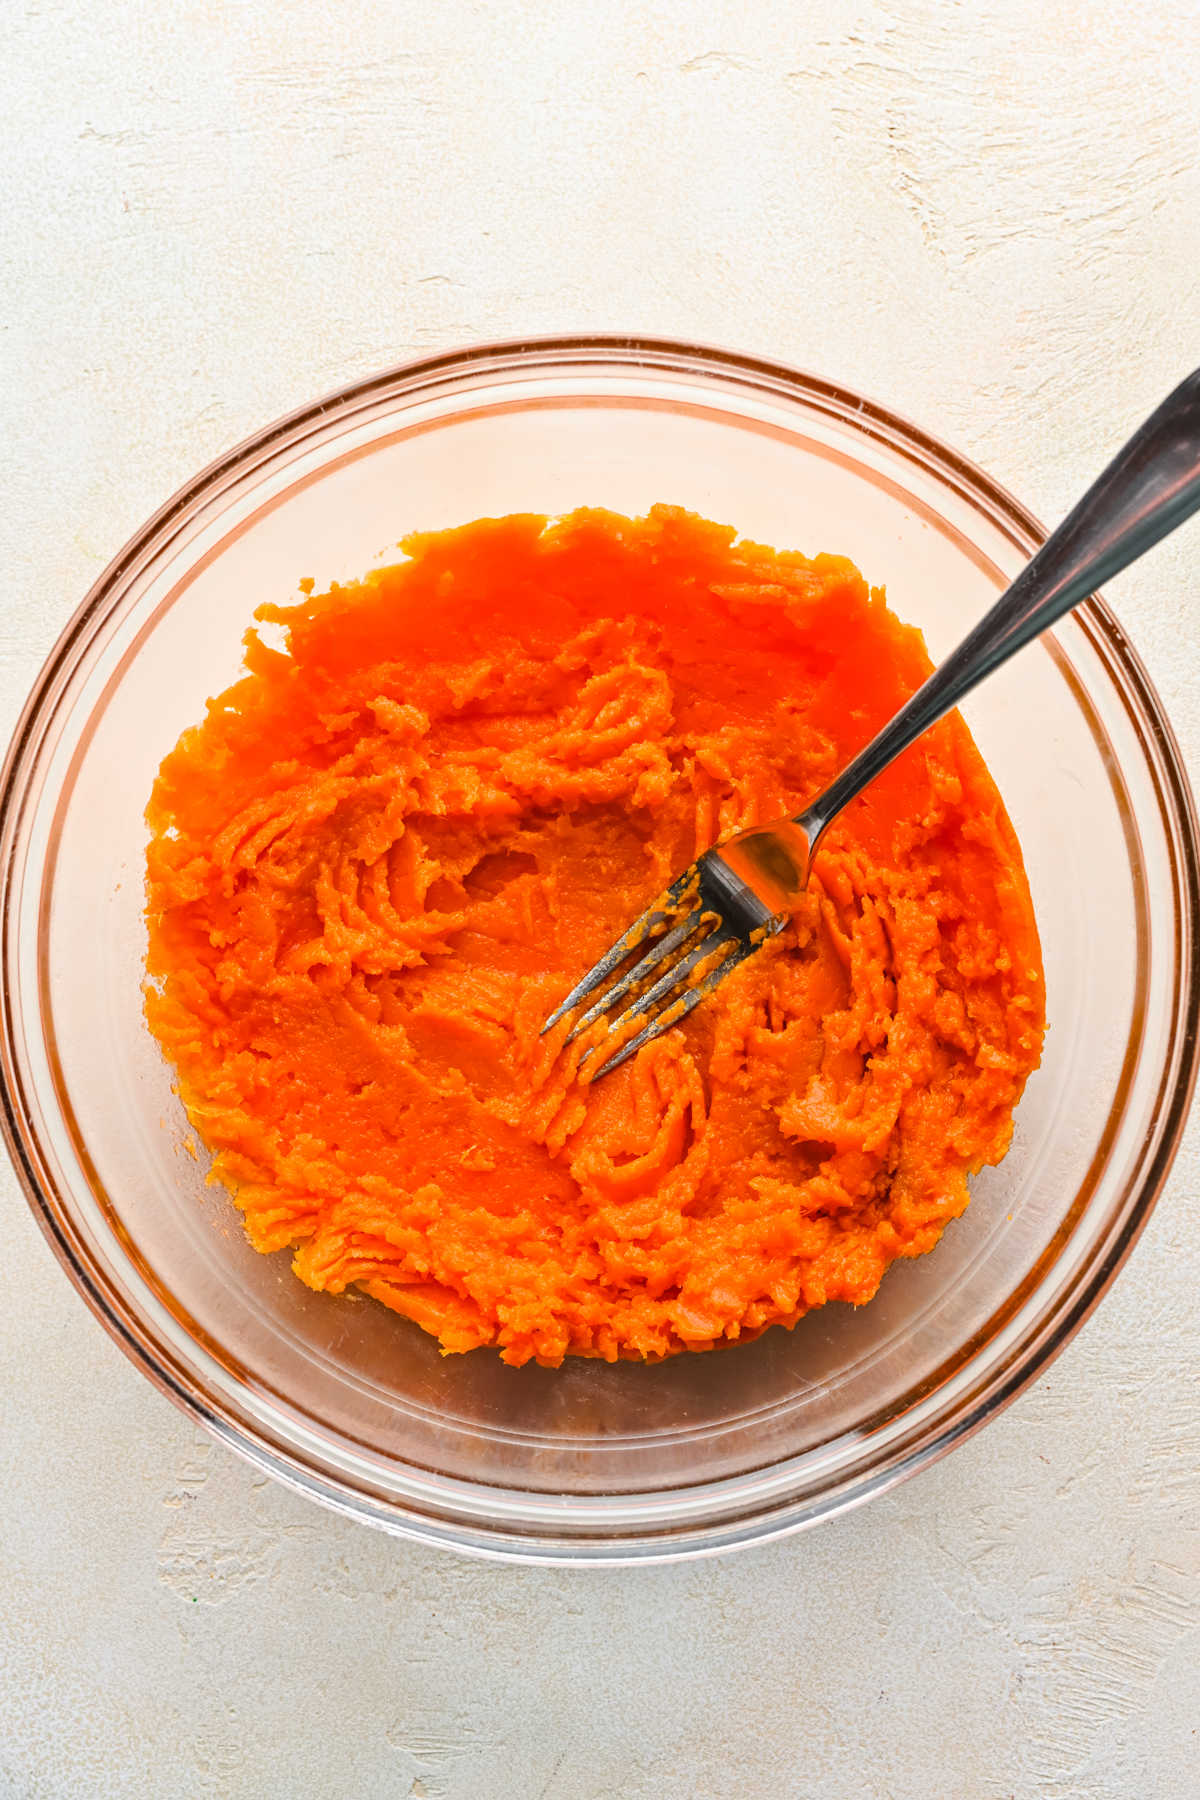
(2, 338, 1196, 1563)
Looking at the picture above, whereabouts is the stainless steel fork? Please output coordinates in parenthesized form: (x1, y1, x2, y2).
(543, 367, 1200, 1077)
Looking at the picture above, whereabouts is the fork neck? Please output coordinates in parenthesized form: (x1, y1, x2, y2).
(717, 816, 815, 914)
(793, 737, 897, 852)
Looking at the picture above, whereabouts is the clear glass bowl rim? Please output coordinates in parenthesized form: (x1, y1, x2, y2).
(2, 333, 1197, 1564)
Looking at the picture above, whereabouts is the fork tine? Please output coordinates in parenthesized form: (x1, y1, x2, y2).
(587, 983, 709, 1078)
(564, 911, 707, 1044)
(578, 924, 734, 1070)
(540, 864, 699, 1034)
(588, 934, 760, 1078)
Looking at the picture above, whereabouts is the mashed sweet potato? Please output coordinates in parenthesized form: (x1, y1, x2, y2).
(145, 506, 1044, 1367)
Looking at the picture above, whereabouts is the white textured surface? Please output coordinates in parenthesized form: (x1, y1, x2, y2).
(2, 4, 1199, 1795)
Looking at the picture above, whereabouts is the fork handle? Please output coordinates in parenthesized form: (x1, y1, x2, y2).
(800, 366, 1200, 843)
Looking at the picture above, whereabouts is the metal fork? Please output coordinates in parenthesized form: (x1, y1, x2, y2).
(543, 367, 1200, 1078)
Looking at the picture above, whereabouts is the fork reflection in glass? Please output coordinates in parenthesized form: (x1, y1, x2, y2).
(542, 367, 1200, 1077)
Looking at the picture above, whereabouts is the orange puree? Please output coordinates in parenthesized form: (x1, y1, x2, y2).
(145, 506, 1045, 1367)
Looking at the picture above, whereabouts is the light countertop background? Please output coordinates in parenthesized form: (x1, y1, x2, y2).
(2, 4, 1198, 1796)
